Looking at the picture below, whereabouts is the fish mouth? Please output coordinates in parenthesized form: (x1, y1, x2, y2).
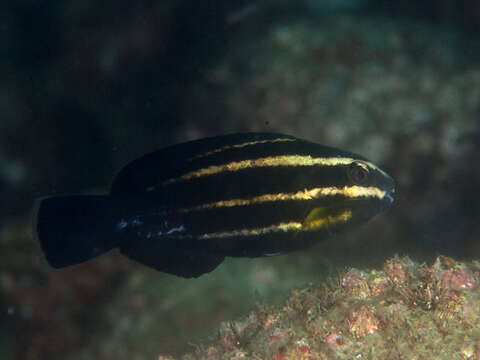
(384, 190, 395, 204)
(376, 172, 396, 205)
(380, 189, 395, 211)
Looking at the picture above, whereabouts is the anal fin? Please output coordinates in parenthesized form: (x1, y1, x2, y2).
(120, 239, 224, 278)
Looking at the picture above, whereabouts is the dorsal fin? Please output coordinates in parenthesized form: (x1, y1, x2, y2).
(110, 132, 296, 195)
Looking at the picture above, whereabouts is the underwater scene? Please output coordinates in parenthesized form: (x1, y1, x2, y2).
(2, 1, 480, 359)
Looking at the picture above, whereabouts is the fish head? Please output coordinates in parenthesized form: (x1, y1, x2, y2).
(303, 159, 395, 233)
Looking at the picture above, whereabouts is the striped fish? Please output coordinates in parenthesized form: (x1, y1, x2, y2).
(34, 133, 395, 278)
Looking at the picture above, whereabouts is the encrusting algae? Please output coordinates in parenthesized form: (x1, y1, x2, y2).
(160, 256, 480, 360)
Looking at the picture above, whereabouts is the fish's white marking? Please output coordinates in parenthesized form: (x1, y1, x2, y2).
(131, 218, 143, 226)
(166, 225, 186, 235)
(116, 220, 128, 231)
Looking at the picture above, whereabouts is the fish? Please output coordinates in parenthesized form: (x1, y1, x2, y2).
(33, 132, 395, 278)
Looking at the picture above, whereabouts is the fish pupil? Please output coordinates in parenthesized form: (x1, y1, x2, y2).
(348, 162, 369, 185)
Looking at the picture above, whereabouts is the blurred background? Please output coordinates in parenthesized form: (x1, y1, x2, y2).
(1, 0, 480, 359)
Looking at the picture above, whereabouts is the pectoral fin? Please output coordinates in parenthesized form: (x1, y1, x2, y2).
(303, 206, 352, 231)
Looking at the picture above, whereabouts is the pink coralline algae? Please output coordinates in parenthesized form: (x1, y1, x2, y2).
(172, 256, 480, 360)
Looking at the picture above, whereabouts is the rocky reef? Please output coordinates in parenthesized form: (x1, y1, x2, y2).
(171, 256, 480, 360)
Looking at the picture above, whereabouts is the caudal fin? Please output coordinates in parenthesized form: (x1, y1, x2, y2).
(33, 195, 119, 268)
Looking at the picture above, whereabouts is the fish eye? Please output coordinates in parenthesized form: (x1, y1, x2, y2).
(348, 162, 370, 185)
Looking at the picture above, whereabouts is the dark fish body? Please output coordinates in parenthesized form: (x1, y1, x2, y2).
(34, 133, 395, 278)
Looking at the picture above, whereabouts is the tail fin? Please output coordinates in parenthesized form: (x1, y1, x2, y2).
(33, 195, 119, 268)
